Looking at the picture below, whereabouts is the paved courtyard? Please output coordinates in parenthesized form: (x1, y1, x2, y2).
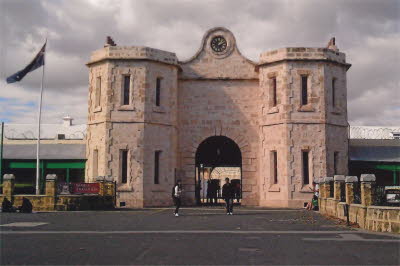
(1, 207, 399, 265)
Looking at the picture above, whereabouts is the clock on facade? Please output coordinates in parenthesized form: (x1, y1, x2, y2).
(210, 36, 227, 53)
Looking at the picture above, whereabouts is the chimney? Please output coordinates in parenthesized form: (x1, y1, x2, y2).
(62, 116, 73, 127)
(326, 37, 339, 52)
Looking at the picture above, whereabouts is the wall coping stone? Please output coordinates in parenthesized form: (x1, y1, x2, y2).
(96, 176, 105, 182)
(360, 174, 376, 182)
(349, 203, 366, 209)
(105, 175, 114, 182)
(345, 176, 358, 183)
(334, 175, 345, 181)
(367, 205, 400, 210)
(46, 174, 57, 181)
(3, 174, 15, 180)
(324, 177, 334, 183)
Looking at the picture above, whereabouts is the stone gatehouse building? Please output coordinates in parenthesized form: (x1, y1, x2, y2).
(85, 27, 351, 208)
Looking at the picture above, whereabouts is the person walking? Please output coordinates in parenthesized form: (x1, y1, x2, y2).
(172, 179, 183, 217)
(222, 178, 234, 215)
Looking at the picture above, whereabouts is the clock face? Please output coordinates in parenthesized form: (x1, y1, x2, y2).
(211, 36, 227, 53)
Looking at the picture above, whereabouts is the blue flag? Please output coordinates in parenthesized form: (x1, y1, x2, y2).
(6, 41, 46, 84)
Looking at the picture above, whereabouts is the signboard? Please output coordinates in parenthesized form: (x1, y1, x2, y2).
(385, 186, 400, 204)
(57, 183, 100, 195)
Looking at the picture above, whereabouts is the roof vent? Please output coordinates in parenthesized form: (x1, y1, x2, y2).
(62, 116, 73, 127)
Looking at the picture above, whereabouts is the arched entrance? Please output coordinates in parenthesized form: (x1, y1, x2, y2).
(195, 136, 242, 205)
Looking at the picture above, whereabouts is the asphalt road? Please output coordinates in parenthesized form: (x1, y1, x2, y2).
(1, 207, 399, 265)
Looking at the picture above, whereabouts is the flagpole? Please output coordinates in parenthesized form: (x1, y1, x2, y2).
(36, 42, 46, 195)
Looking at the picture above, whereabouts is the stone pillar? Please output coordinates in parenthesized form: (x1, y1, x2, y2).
(3, 174, 15, 200)
(345, 176, 358, 204)
(360, 174, 376, 207)
(324, 177, 334, 198)
(319, 178, 326, 199)
(45, 174, 57, 197)
(96, 176, 105, 196)
(334, 175, 345, 200)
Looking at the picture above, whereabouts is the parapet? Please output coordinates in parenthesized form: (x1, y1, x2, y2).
(87, 46, 179, 66)
(259, 47, 350, 69)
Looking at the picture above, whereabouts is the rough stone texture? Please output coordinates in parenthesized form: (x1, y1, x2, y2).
(345, 183, 355, 204)
(366, 206, 400, 233)
(85, 27, 350, 208)
(333, 181, 342, 200)
(361, 182, 374, 206)
(2, 175, 15, 199)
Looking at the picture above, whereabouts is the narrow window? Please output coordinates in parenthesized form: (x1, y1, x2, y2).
(334, 152, 339, 175)
(93, 149, 98, 178)
(95, 77, 101, 107)
(155, 78, 161, 107)
(271, 77, 277, 107)
(120, 150, 128, 184)
(302, 151, 310, 185)
(332, 78, 336, 107)
(123, 75, 131, 105)
(272, 151, 278, 184)
(154, 150, 161, 184)
(301, 75, 308, 105)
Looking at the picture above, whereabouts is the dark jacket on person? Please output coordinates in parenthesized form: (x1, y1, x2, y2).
(2, 197, 15, 212)
(20, 197, 33, 213)
(222, 183, 234, 199)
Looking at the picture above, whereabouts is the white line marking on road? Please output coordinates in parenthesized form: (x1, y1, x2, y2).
(0, 230, 358, 234)
(0, 222, 48, 227)
(303, 233, 400, 242)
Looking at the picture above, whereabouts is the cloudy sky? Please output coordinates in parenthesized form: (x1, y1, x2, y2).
(0, 0, 399, 126)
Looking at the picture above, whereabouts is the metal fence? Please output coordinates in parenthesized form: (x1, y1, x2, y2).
(329, 181, 334, 198)
(340, 182, 346, 202)
(373, 185, 386, 206)
(353, 182, 361, 204)
(372, 185, 400, 206)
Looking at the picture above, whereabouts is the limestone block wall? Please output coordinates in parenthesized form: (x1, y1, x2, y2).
(177, 79, 261, 206)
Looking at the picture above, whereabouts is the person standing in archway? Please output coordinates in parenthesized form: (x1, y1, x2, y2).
(222, 178, 234, 215)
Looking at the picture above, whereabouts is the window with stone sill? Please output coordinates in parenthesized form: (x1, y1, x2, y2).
(302, 150, 310, 185)
(270, 77, 277, 108)
(95, 76, 101, 108)
(120, 149, 128, 184)
(301, 75, 308, 106)
(155, 77, 162, 107)
(121, 75, 132, 106)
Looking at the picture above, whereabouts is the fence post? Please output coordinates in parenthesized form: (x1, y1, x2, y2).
(334, 175, 345, 200)
(319, 177, 326, 199)
(45, 174, 57, 211)
(360, 174, 376, 207)
(345, 176, 358, 204)
(3, 174, 15, 200)
(45, 174, 57, 197)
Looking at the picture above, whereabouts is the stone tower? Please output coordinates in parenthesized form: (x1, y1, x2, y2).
(85, 28, 351, 208)
(85, 38, 179, 207)
(258, 46, 350, 207)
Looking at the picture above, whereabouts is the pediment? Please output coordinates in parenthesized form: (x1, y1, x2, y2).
(179, 27, 258, 80)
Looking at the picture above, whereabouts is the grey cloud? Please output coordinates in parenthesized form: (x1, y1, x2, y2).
(0, 0, 398, 126)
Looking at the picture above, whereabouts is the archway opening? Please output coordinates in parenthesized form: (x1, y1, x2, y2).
(195, 136, 242, 205)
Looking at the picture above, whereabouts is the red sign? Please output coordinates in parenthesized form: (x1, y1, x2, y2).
(57, 183, 100, 195)
(70, 183, 100, 194)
